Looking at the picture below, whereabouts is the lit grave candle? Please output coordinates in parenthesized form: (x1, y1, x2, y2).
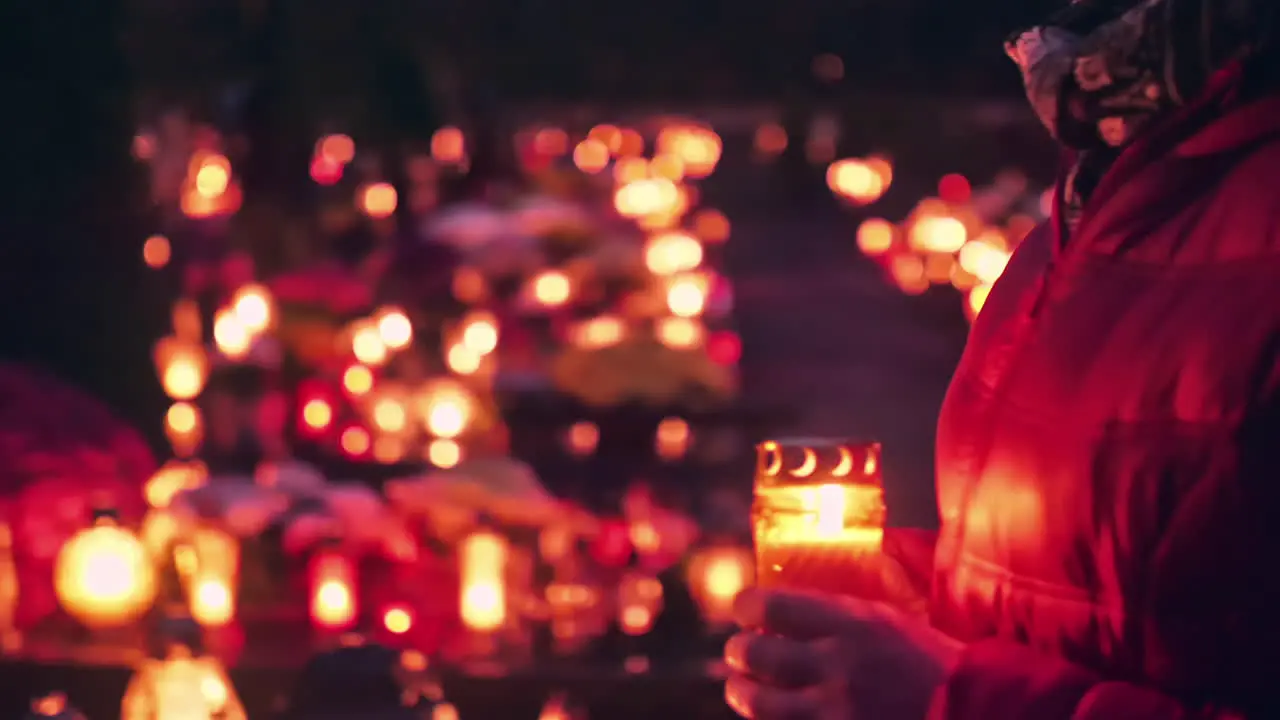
(752, 439, 886, 598)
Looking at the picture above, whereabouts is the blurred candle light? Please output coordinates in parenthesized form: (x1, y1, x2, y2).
(55, 514, 158, 629)
(612, 157, 648, 184)
(687, 546, 754, 626)
(351, 321, 389, 366)
(967, 284, 993, 319)
(452, 267, 488, 304)
(431, 127, 466, 164)
(614, 178, 679, 219)
(856, 219, 896, 256)
(649, 154, 685, 182)
(212, 309, 251, 360)
(827, 158, 886, 205)
(531, 270, 572, 308)
(691, 208, 731, 244)
(340, 426, 371, 458)
(172, 299, 202, 344)
(655, 316, 705, 349)
(423, 389, 470, 439)
(446, 343, 483, 375)
(564, 421, 599, 457)
(159, 345, 208, 401)
(309, 550, 357, 630)
(190, 571, 235, 628)
(0, 524, 18, 651)
(571, 315, 626, 349)
(533, 127, 570, 156)
(459, 528, 508, 633)
(617, 128, 645, 156)
(373, 396, 407, 433)
(909, 216, 967, 254)
(144, 461, 207, 510)
(958, 235, 1012, 284)
(143, 234, 171, 269)
(359, 182, 398, 219)
(375, 307, 414, 350)
(121, 642, 246, 720)
(588, 124, 624, 153)
(889, 255, 929, 295)
(310, 155, 344, 185)
(665, 275, 707, 318)
(655, 417, 691, 461)
(193, 154, 231, 199)
(426, 439, 462, 468)
(460, 313, 499, 355)
(165, 402, 203, 457)
(572, 139, 610, 174)
(617, 571, 663, 636)
(231, 284, 273, 335)
(372, 436, 406, 464)
(382, 605, 413, 635)
(342, 365, 374, 396)
(318, 134, 356, 165)
(301, 397, 333, 433)
(190, 528, 238, 627)
(644, 231, 703, 276)
(753, 123, 788, 159)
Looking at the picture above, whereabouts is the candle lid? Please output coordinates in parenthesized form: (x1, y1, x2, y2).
(754, 439, 881, 488)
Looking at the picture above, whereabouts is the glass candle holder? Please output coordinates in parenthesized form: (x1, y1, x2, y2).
(752, 439, 886, 598)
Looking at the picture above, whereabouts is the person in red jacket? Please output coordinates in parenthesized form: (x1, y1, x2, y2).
(725, 1, 1280, 719)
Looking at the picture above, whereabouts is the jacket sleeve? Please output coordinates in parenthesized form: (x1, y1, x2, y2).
(927, 640, 1247, 720)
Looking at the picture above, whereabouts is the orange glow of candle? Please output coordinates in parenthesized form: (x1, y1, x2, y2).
(382, 605, 413, 635)
(752, 440, 886, 599)
(459, 529, 507, 632)
(309, 551, 357, 630)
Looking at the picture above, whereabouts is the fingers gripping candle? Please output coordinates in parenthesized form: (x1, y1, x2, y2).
(752, 440, 886, 598)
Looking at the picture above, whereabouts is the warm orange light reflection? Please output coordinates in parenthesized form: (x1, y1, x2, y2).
(342, 365, 374, 396)
(143, 235, 171, 269)
(531, 270, 572, 307)
(827, 158, 888, 205)
(191, 573, 234, 627)
(572, 139, 610, 174)
(318, 134, 356, 164)
(302, 398, 333, 431)
(310, 552, 357, 629)
(427, 439, 462, 468)
(644, 231, 703, 276)
(54, 517, 158, 628)
(340, 426, 371, 457)
(856, 219, 895, 256)
(431, 127, 466, 164)
(359, 183, 398, 219)
(383, 605, 413, 634)
(687, 546, 754, 625)
(460, 530, 507, 632)
(753, 441, 886, 597)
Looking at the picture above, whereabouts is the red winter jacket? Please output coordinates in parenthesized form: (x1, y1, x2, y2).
(925, 76, 1280, 719)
